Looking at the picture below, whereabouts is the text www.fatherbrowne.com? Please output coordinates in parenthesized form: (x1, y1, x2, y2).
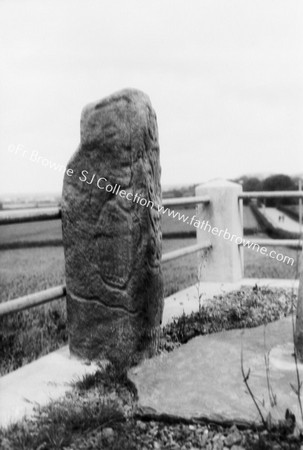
(158, 205, 295, 266)
(75, 172, 295, 267)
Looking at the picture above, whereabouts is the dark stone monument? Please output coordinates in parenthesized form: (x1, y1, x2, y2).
(62, 88, 163, 366)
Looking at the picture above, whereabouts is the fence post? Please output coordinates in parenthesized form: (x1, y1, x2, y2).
(195, 179, 243, 282)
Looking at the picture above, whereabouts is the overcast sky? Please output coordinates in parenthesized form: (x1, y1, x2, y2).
(1, 0, 302, 195)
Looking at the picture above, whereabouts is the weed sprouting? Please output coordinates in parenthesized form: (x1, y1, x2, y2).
(240, 340, 267, 428)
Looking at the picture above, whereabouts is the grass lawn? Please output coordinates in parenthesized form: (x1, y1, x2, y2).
(243, 235, 298, 279)
(0, 247, 65, 302)
(0, 220, 63, 249)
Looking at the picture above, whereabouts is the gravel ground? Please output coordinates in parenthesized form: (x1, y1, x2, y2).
(67, 417, 303, 450)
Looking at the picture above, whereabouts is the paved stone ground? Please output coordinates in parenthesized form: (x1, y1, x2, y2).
(129, 316, 303, 428)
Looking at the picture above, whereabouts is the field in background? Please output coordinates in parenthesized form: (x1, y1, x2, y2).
(0, 247, 65, 303)
(278, 204, 301, 223)
(0, 220, 62, 249)
(282, 205, 300, 216)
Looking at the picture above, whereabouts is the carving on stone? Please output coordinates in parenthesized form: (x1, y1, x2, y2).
(62, 89, 163, 365)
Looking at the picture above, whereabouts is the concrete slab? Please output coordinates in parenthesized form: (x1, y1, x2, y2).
(129, 316, 303, 428)
(0, 346, 99, 428)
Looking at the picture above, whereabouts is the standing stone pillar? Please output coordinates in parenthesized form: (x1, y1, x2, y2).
(61, 89, 163, 366)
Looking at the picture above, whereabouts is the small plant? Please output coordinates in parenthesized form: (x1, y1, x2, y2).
(74, 362, 138, 403)
(195, 247, 209, 311)
(240, 340, 267, 428)
(263, 327, 277, 409)
(74, 370, 105, 391)
(196, 263, 204, 311)
(241, 343, 298, 446)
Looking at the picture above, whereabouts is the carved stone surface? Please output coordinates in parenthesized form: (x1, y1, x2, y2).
(61, 89, 163, 365)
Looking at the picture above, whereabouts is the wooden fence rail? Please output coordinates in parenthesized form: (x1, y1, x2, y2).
(162, 242, 211, 263)
(0, 286, 66, 317)
(249, 239, 302, 248)
(240, 191, 303, 199)
(0, 207, 61, 225)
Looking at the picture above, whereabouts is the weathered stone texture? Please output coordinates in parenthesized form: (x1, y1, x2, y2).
(62, 89, 163, 365)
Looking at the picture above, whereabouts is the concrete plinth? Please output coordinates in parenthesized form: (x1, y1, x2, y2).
(196, 179, 243, 282)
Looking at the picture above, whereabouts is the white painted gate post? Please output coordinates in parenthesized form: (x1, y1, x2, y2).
(195, 179, 243, 282)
